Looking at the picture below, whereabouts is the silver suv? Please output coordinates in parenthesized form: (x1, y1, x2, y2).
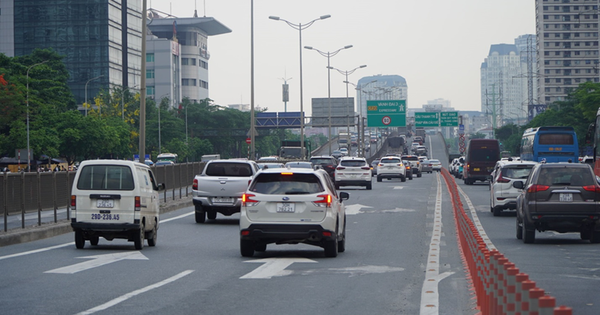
(240, 168, 349, 257)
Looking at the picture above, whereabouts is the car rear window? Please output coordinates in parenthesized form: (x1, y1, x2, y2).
(77, 165, 134, 190)
(537, 168, 594, 186)
(380, 158, 401, 164)
(501, 166, 534, 179)
(341, 160, 367, 167)
(310, 158, 334, 165)
(206, 163, 252, 177)
(250, 173, 325, 194)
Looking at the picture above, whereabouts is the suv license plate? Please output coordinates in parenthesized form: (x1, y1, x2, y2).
(559, 193, 573, 202)
(97, 199, 114, 208)
(213, 197, 234, 203)
(276, 203, 295, 213)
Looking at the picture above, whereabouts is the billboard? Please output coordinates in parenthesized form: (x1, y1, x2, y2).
(311, 97, 355, 127)
(527, 104, 547, 122)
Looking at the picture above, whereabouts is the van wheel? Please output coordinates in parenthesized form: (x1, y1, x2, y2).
(134, 224, 144, 250)
(207, 211, 217, 220)
(195, 206, 206, 223)
(147, 224, 157, 247)
(75, 230, 85, 249)
(90, 236, 99, 246)
(240, 239, 255, 257)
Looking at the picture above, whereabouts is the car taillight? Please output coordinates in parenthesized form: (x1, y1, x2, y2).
(70, 195, 76, 209)
(336, 166, 346, 170)
(242, 193, 259, 207)
(361, 166, 370, 170)
(135, 196, 141, 211)
(527, 184, 549, 193)
(496, 174, 510, 183)
(193, 178, 198, 190)
(314, 194, 332, 207)
(582, 185, 600, 193)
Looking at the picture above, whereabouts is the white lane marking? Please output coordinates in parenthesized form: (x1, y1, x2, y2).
(299, 265, 405, 277)
(0, 242, 72, 261)
(345, 204, 373, 215)
(1, 211, 192, 261)
(456, 185, 496, 251)
(45, 251, 148, 274)
(241, 258, 317, 279)
(75, 270, 194, 315)
(393, 186, 405, 190)
(420, 172, 455, 315)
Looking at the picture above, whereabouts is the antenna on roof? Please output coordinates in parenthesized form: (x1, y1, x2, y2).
(194, 0, 198, 18)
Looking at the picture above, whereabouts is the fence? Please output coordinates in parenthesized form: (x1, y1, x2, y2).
(1, 162, 205, 232)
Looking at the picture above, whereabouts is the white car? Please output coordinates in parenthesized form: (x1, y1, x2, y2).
(376, 156, 407, 182)
(429, 159, 442, 171)
(240, 168, 349, 257)
(340, 147, 349, 156)
(334, 156, 372, 190)
(70, 160, 165, 249)
(489, 160, 537, 216)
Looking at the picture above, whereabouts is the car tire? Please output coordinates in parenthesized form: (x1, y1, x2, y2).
(417, 172, 422, 178)
(90, 236, 99, 246)
(335, 183, 340, 190)
(147, 223, 158, 247)
(377, 176, 382, 182)
(324, 239, 338, 257)
(338, 216, 346, 253)
(401, 176, 406, 182)
(516, 217, 523, 240)
(207, 211, 217, 220)
(134, 223, 144, 250)
(589, 229, 600, 244)
(366, 183, 372, 190)
(492, 206, 502, 217)
(523, 227, 535, 244)
(195, 206, 206, 223)
(254, 243, 267, 252)
(581, 229, 591, 240)
(75, 230, 85, 249)
(240, 239, 255, 257)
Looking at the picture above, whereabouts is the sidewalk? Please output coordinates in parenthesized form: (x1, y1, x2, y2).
(0, 196, 193, 247)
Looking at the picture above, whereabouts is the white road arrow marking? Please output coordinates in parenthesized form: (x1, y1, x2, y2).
(241, 258, 317, 279)
(345, 204, 373, 215)
(45, 251, 148, 274)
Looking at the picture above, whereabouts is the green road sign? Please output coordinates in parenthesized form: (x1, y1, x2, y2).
(440, 111, 458, 127)
(366, 100, 406, 127)
(415, 112, 439, 127)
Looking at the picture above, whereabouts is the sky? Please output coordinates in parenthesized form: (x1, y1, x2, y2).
(148, 0, 535, 115)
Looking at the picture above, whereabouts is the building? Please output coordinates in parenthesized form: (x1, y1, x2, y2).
(535, 0, 599, 105)
(481, 43, 527, 128)
(0, 0, 143, 106)
(356, 74, 408, 120)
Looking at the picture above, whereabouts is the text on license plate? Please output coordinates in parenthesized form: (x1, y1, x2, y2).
(91, 213, 120, 220)
(277, 202, 295, 213)
(213, 197, 234, 203)
(473, 168, 480, 171)
(97, 199, 114, 208)
(559, 193, 573, 202)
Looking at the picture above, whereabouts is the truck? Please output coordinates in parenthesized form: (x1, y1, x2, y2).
(415, 128, 426, 143)
(387, 135, 406, 156)
(278, 140, 312, 159)
(338, 132, 350, 146)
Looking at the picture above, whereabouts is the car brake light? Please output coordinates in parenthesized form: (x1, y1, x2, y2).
(361, 166, 370, 170)
(242, 193, 259, 206)
(336, 166, 346, 170)
(281, 172, 294, 175)
(314, 194, 332, 207)
(135, 196, 141, 211)
(527, 184, 549, 193)
(193, 178, 198, 190)
(496, 174, 510, 183)
(70, 195, 76, 209)
(582, 185, 600, 193)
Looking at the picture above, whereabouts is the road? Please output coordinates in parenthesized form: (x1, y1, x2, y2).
(1, 133, 597, 314)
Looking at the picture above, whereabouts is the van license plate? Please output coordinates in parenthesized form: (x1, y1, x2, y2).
(474, 168, 480, 171)
(97, 199, 114, 208)
(559, 193, 573, 202)
(276, 203, 295, 213)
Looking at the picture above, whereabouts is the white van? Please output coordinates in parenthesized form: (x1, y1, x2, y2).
(70, 160, 165, 250)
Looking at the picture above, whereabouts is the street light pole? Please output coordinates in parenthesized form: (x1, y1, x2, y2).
(26, 60, 48, 172)
(84, 75, 104, 117)
(330, 65, 366, 155)
(304, 45, 352, 155)
(270, 14, 331, 159)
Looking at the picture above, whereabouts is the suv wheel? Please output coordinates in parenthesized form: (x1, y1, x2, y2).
(401, 175, 406, 182)
(417, 171, 422, 178)
(240, 239, 255, 257)
(523, 227, 535, 244)
(492, 206, 502, 217)
(366, 183, 372, 190)
(324, 238, 338, 257)
(195, 205, 206, 223)
(516, 217, 523, 240)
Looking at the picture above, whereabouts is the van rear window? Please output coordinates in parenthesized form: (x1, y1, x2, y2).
(471, 149, 498, 161)
(77, 165, 134, 190)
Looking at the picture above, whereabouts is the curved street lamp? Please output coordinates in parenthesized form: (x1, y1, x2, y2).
(26, 60, 48, 171)
(269, 14, 331, 159)
(84, 75, 104, 116)
(329, 65, 367, 152)
(304, 44, 352, 155)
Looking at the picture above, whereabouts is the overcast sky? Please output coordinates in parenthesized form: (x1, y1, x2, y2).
(148, 0, 535, 115)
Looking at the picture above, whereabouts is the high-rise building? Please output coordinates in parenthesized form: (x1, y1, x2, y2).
(0, 0, 143, 106)
(535, 0, 599, 105)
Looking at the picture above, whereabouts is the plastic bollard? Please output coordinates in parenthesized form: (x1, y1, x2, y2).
(496, 257, 510, 314)
(520, 280, 537, 314)
(528, 288, 545, 315)
(514, 273, 529, 315)
(505, 266, 519, 315)
(538, 296, 555, 315)
(553, 305, 572, 315)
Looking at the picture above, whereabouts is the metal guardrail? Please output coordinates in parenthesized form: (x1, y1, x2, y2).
(1, 162, 205, 232)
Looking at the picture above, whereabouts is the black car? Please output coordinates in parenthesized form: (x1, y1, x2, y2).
(513, 163, 600, 243)
(309, 156, 338, 180)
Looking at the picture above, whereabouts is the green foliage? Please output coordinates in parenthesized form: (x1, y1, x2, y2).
(469, 132, 487, 140)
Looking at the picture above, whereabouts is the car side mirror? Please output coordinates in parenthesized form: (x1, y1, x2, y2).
(512, 181, 524, 189)
(339, 191, 350, 201)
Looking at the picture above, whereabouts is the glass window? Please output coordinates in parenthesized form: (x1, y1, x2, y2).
(539, 134, 574, 145)
(146, 69, 154, 79)
(250, 173, 324, 195)
(206, 163, 253, 177)
(146, 53, 154, 62)
(77, 165, 135, 190)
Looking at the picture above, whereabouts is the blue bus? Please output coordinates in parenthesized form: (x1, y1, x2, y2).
(520, 126, 578, 163)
